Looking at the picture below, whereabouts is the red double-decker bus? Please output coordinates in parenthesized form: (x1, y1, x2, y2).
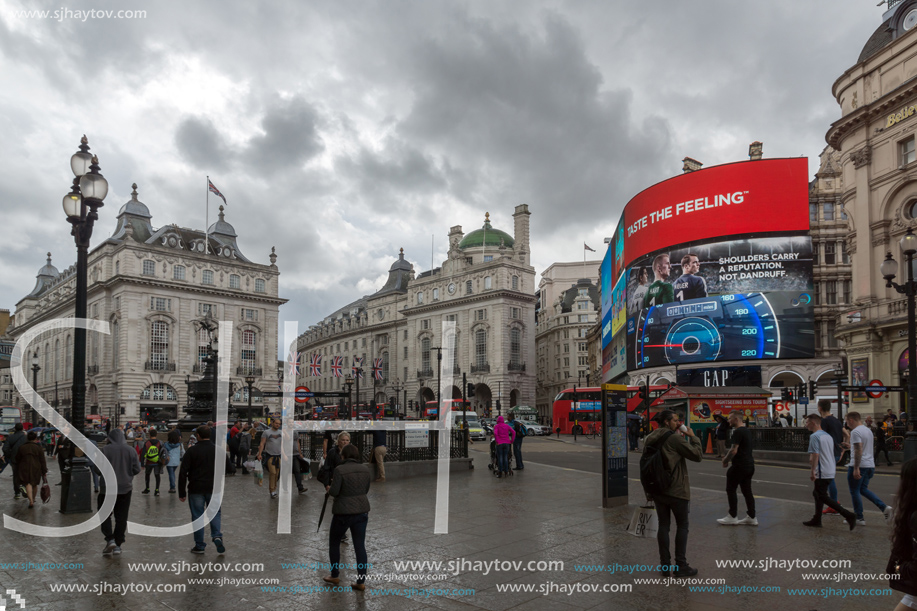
(551, 386, 669, 434)
(423, 399, 471, 419)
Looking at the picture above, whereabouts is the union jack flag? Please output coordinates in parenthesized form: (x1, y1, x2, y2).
(352, 356, 364, 378)
(287, 351, 302, 377)
(331, 356, 343, 378)
(309, 354, 322, 377)
(372, 358, 383, 380)
(208, 179, 227, 205)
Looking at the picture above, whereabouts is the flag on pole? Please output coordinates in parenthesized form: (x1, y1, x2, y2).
(309, 354, 322, 377)
(372, 358, 383, 380)
(584, 243, 596, 252)
(287, 351, 302, 377)
(331, 356, 343, 378)
(208, 179, 227, 205)
(352, 356, 364, 378)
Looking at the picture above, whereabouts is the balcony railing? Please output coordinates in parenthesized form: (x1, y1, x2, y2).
(145, 361, 176, 372)
(508, 362, 526, 372)
(453, 365, 462, 375)
(417, 369, 434, 378)
(471, 363, 490, 374)
(87, 365, 100, 375)
(193, 364, 204, 373)
(890, 299, 908, 316)
(237, 366, 263, 376)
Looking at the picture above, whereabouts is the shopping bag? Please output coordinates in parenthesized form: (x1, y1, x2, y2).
(626, 504, 658, 538)
(243, 460, 256, 471)
(40, 475, 51, 504)
(252, 460, 264, 487)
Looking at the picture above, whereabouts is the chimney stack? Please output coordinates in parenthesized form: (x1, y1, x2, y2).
(682, 157, 703, 173)
(749, 141, 763, 160)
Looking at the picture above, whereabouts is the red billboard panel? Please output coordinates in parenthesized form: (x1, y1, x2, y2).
(622, 158, 809, 268)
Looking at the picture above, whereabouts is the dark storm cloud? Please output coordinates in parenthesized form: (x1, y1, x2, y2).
(394, 10, 671, 232)
(247, 97, 325, 174)
(175, 117, 233, 172)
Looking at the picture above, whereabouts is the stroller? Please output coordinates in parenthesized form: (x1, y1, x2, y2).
(486, 438, 512, 477)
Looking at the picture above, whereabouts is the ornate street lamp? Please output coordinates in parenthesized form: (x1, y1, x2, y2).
(31, 349, 40, 426)
(61, 135, 107, 514)
(245, 373, 255, 426)
(344, 374, 353, 421)
(881, 228, 917, 461)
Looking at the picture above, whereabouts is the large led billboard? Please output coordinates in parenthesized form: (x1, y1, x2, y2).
(604, 158, 812, 377)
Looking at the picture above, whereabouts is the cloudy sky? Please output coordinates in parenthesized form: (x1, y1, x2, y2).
(0, 0, 879, 337)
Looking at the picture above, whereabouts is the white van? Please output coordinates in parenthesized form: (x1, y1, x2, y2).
(447, 411, 486, 441)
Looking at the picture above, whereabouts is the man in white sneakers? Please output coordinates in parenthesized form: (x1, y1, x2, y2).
(846, 411, 893, 526)
(717, 411, 757, 526)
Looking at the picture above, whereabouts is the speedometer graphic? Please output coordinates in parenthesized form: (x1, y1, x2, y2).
(664, 318, 722, 363)
(634, 292, 785, 369)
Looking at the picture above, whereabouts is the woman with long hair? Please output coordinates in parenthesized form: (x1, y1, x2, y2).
(163, 428, 185, 494)
(888, 458, 917, 610)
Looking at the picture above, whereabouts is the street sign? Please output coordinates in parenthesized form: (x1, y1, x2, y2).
(774, 401, 789, 413)
(866, 379, 886, 399)
(295, 386, 310, 403)
(842, 384, 904, 394)
(799, 397, 809, 405)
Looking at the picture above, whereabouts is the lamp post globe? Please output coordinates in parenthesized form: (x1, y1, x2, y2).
(70, 135, 92, 177)
(902, 229, 917, 256)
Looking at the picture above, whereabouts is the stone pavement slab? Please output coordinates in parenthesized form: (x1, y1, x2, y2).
(0, 451, 903, 611)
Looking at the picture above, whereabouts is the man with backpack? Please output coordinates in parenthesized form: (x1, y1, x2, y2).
(179, 426, 234, 554)
(508, 415, 525, 471)
(641, 410, 703, 577)
(140, 428, 169, 496)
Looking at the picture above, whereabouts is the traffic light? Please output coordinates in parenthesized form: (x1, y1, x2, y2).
(809, 380, 817, 400)
(467, 383, 476, 398)
(781, 387, 789, 402)
(638, 386, 648, 401)
(798, 383, 805, 400)
(389, 396, 396, 409)
(263, 407, 269, 416)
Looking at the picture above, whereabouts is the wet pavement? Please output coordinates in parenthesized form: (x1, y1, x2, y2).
(0, 448, 902, 611)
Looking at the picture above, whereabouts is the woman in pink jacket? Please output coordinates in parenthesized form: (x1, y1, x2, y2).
(492, 416, 516, 478)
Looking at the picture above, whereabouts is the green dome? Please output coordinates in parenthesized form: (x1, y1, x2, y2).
(458, 214, 514, 249)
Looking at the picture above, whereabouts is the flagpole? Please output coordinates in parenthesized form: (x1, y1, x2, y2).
(205, 175, 210, 255)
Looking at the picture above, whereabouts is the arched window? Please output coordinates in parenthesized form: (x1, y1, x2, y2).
(65, 336, 72, 377)
(150, 321, 169, 369)
(512, 275, 519, 290)
(510, 328, 521, 367)
(241, 330, 256, 373)
(422, 338, 431, 373)
(198, 328, 210, 370)
(475, 329, 487, 368)
(112, 321, 119, 368)
(255, 278, 265, 293)
(44, 343, 50, 385)
(484, 276, 492, 290)
(54, 339, 61, 382)
(230, 274, 241, 289)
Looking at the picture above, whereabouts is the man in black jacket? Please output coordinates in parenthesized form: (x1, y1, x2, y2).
(2, 424, 26, 499)
(93, 428, 141, 555)
(179, 426, 234, 554)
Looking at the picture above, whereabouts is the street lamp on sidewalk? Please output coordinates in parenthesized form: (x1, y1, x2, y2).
(391, 377, 405, 419)
(245, 373, 255, 426)
(881, 228, 917, 461)
(61, 135, 108, 514)
(31, 349, 40, 426)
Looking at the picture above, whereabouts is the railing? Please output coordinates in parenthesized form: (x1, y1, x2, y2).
(890, 299, 908, 316)
(471, 363, 490, 373)
(417, 369, 434, 378)
(747, 427, 812, 452)
(193, 364, 204, 373)
(145, 361, 176, 372)
(453, 365, 462, 375)
(236, 366, 263, 376)
(298, 429, 468, 462)
(508, 362, 526, 372)
(87, 365, 100, 375)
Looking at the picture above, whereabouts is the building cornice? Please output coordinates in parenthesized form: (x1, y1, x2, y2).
(400, 290, 536, 316)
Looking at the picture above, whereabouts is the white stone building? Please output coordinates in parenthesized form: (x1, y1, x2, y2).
(534, 263, 601, 423)
(6, 185, 286, 424)
(295, 206, 537, 417)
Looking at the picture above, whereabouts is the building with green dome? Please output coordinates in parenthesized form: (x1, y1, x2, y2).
(295, 205, 536, 416)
